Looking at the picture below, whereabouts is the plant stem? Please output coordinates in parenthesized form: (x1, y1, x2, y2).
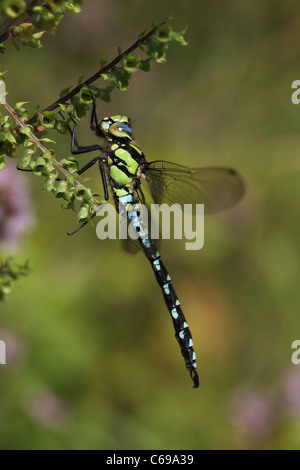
(0, 1, 46, 43)
(2, 99, 100, 208)
(26, 20, 166, 126)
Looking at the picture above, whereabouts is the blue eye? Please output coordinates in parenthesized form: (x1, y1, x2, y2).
(110, 122, 133, 140)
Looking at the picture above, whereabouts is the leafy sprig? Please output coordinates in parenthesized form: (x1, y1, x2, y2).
(0, 1, 81, 51)
(0, 16, 187, 227)
(0, 258, 30, 301)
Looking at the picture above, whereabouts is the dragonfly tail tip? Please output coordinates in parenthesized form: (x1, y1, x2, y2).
(191, 370, 199, 389)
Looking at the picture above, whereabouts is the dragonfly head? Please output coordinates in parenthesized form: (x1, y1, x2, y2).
(100, 115, 133, 142)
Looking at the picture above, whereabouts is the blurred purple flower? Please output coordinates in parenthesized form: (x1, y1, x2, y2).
(23, 388, 71, 429)
(0, 161, 34, 249)
(281, 368, 300, 416)
(231, 389, 276, 439)
(0, 328, 27, 368)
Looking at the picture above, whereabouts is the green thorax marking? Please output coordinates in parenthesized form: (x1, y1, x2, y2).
(111, 144, 139, 175)
(109, 142, 144, 190)
(104, 115, 129, 123)
(110, 166, 132, 186)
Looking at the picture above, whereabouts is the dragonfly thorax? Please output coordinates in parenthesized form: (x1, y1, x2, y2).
(100, 115, 133, 142)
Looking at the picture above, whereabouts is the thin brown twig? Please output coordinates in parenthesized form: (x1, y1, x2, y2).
(0, 1, 46, 43)
(26, 19, 166, 126)
(0, 18, 32, 43)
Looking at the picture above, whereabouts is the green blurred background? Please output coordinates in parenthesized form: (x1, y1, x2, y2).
(1, 0, 300, 450)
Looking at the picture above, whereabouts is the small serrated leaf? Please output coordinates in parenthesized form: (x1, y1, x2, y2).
(60, 85, 73, 96)
(78, 75, 86, 85)
(19, 126, 32, 137)
(100, 55, 108, 66)
(39, 137, 56, 144)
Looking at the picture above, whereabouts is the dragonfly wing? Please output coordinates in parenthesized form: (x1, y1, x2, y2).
(144, 161, 245, 213)
(121, 237, 140, 254)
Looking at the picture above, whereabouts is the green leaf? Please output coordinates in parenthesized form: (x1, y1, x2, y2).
(5, 132, 17, 144)
(156, 23, 172, 43)
(19, 149, 35, 168)
(14, 22, 45, 48)
(38, 111, 57, 129)
(78, 75, 86, 85)
(61, 199, 75, 210)
(60, 157, 79, 173)
(75, 184, 87, 200)
(171, 28, 188, 46)
(70, 97, 89, 119)
(5, 0, 26, 18)
(39, 137, 56, 144)
(80, 86, 93, 104)
(110, 67, 130, 91)
(55, 180, 69, 200)
(32, 6, 63, 33)
(19, 126, 32, 137)
(15, 101, 29, 110)
(11, 38, 20, 51)
(77, 204, 89, 223)
(34, 156, 47, 169)
(139, 59, 151, 72)
(58, 103, 66, 112)
(82, 187, 93, 203)
(55, 118, 69, 134)
(122, 53, 141, 73)
(0, 157, 6, 169)
(14, 23, 35, 40)
(23, 138, 34, 148)
(0, 258, 30, 301)
(25, 38, 43, 49)
(0, 132, 7, 142)
(145, 37, 167, 63)
(100, 55, 109, 66)
(60, 86, 73, 97)
(42, 151, 52, 160)
(92, 85, 114, 103)
(64, 2, 81, 14)
(33, 31, 46, 40)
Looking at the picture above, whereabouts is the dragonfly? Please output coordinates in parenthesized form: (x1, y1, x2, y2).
(65, 96, 245, 388)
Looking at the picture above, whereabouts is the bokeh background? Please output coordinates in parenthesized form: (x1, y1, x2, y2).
(1, 0, 300, 450)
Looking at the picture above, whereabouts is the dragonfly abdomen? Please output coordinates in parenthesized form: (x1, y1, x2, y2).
(66, 103, 244, 389)
(139, 235, 199, 388)
(114, 183, 199, 388)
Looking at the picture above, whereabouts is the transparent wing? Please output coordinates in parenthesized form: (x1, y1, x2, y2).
(144, 161, 245, 213)
(121, 238, 140, 254)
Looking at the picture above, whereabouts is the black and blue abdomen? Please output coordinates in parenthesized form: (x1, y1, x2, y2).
(108, 140, 199, 388)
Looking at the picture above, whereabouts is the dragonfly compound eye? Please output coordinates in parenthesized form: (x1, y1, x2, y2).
(109, 121, 133, 140)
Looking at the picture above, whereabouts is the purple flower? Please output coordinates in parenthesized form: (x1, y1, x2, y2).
(0, 161, 34, 249)
(281, 368, 300, 416)
(23, 388, 71, 429)
(231, 389, 276, 439)
(0, 328, 27, 368)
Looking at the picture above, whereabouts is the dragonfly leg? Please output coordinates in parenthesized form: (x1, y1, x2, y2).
(98, 159, 109, 201)
(89, 92, 107, 139)
(67, 211, 97, 236)
(68, 112, 103, 155)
